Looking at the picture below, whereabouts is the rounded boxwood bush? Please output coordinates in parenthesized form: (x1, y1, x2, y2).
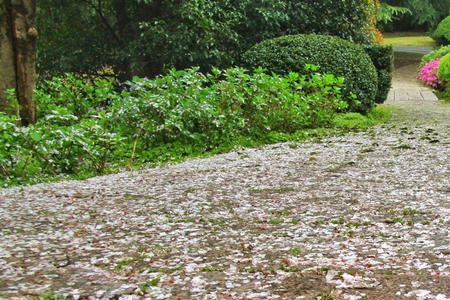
(243, 34, 378, 113)
(438, 53, 450, 84)
(432, 15, 450, 46)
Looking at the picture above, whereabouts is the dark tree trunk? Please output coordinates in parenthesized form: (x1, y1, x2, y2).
(0, 0, 36, 125)
(0, 0, 17, 112)
(113, 0, 132, 81)
(9, 0, 37, 126)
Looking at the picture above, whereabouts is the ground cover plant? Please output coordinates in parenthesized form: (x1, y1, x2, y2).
(0, 67, 390, 187)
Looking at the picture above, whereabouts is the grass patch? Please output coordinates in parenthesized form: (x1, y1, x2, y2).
(383, 33, 436, 47)
(333, 105, 392, 130)
(139, 277, 160, 293)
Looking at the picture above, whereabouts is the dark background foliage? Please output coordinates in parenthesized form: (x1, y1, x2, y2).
(37, 0, 374, 80)
(380, 0, 450, 32)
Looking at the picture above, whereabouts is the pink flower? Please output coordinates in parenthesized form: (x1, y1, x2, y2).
(418, 59, 441, 88)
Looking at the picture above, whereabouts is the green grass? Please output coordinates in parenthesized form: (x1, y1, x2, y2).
(383, 33, 436, 47)
(332, 105, 392, 130)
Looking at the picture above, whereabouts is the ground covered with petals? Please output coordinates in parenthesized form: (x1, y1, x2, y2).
(1, 59, 450, 299)
(2, 102, 450, 299)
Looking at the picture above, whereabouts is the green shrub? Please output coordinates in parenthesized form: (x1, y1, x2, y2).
(1, 68, 348, 186)
(438, 53, 450, 84)
(112, 68, 347, 148)
(432, 15, 450, 45)
(363, 44, 394, 104)
(242, 34, 378, 113)
(420, 45, 450, 68)
(34, 74, 119, 119)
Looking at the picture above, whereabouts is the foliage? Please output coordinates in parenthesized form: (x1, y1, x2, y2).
(363, 44, 394, 103)
(0, 67, 352, 186)
(379, 0, 450, 32)
(110, 67, 348, 153)
(34, 74, 119, 119)
(242, 34, 378, 113)
(36, 0, 375, 79)
(36, 2, 117, 78)
(377, 3, 411, 25)
(403, 0, 447, 29)
(420, 45, 450, 68)
(432, 15, 450, 46)
(418, 59, 441, 88)
(438, 53, 450, 84)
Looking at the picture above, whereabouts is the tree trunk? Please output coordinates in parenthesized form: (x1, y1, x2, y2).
(0, 0, 36, 125)
(113, 0, 133, 81)
(0, 0, 17, 113)
(9, 0, 37, 125)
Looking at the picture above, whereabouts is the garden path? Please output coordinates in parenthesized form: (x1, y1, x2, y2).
(1, 57, 450, 299)
(387, 50, 439, 102)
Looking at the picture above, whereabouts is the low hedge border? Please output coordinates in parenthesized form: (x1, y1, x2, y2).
(363, 44, 394, 104)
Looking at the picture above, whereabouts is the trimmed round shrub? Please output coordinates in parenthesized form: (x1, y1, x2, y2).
(438, 53, 450, 84)
(243, 34, 378, 113)
(432, 15, 450, 45)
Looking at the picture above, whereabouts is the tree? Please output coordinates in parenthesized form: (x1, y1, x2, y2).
(0, 0, 37, 125)
(37, 0, 374, 80)
(380, 0, 450, 31)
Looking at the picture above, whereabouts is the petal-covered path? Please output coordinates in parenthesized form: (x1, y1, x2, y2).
(1, 58, 450, 299)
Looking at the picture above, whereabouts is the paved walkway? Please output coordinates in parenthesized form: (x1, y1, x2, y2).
(1, 57, 450, 300)
(393, 46, 434, 55)
(387, 51, 439, 103)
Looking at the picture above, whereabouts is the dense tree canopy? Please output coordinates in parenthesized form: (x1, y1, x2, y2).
(380, 0, 450, 31)
(37, 0, 375, 79)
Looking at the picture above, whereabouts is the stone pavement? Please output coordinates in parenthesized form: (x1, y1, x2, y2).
(387, 49, 439, 103)
(393, 46, 434, 55)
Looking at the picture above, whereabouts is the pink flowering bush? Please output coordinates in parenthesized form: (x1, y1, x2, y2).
(418, 59, 441, 88)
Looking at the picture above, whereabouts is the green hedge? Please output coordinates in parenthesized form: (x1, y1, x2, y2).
(363, 44, 394, 104)
(242, 34, 378, 113)
(438, 53, 450, 83)
(432, 15, 450, 45)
